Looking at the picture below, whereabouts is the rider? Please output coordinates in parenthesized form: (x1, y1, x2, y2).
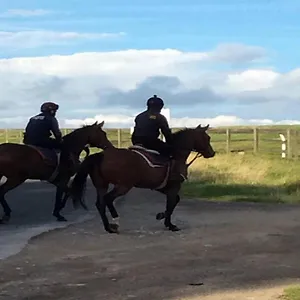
(131, 95, 187, 182)
(23, 102, 62, 150)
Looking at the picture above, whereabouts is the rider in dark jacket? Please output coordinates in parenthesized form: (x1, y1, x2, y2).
(131, 95, 173, 158)
(23, 102, 62, 150)
(131, 95, 187, 182)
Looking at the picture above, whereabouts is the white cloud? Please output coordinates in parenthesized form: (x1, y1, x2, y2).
(63, 113, 300, 129)
(0, 9, 52, 18)
(225, 69, 280, 92)
(0, 30, 126, 48)
(208, 43, 266, 64)
(0, 44, 299, 127)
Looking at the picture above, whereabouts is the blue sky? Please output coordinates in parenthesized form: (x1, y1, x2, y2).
(1, 0, 300, 63)
(0, 0, 300, 127)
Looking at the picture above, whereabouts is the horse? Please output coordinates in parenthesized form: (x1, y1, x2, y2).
(0, 121, 113, 224)
(69, 124, 215, 234)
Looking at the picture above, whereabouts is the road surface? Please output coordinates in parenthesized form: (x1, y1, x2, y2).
(1, 181, 300, 299)
(0, 180, 98, 260)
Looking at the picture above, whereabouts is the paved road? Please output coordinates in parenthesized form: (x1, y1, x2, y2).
(2, 185, 300, 299)
(0, 180, 99, 260)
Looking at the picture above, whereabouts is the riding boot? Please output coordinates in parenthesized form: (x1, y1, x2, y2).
(169, 159, 188, 183)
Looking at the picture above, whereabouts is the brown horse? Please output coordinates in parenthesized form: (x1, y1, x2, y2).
(0, 121, 113, 224)
(70, 124, 215, 234)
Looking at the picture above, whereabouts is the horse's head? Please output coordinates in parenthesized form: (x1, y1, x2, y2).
(85, 121, 114, 150)
(191, 124, 215, 158)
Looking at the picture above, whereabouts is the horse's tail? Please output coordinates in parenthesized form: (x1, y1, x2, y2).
(70, 152, 104, 210)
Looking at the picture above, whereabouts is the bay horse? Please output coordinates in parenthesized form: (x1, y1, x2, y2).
(0, 121, 113, 224)
(70, 124, 215, 233)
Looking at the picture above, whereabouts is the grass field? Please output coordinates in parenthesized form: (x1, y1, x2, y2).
(181, 152, 300, 203)
(282, 286, 300, 299)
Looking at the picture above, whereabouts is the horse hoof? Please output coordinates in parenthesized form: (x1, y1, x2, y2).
(168, 225, 180, 232)
(56, 216, 68, 222)
(156, 212, 165, 220)
(108, 223, 119, 234)
(1, 215, 10, 224)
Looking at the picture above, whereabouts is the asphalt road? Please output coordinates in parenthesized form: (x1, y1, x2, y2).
(0, 180, 99, 260)
(2, 182, 300, 299)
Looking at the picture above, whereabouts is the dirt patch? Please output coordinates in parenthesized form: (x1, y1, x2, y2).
(1, 188, 300, 300)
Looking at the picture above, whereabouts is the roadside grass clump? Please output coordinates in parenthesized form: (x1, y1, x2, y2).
(281, 286, 300, 300)
(181, 153, 300, 203)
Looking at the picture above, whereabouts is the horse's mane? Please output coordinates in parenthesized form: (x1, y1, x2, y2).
(172, 127, 194, 139)
(169, 128, 195, 148)
(62, 124, 91, 145)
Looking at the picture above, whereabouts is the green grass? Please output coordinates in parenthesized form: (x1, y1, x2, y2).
(181, 153, 300, 204)
(281, 286, 300, 300)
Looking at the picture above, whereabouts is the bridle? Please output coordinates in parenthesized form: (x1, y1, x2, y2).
(187, 151, 202, 167)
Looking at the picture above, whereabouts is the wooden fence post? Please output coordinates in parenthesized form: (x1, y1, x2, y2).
(253, 127, 259, 153)
(226, 128, 231, 153)
(117, 129, 122, 148)
(287, 129, 292, 159)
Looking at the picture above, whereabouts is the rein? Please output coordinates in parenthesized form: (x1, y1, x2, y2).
(187, 152, 202, 167)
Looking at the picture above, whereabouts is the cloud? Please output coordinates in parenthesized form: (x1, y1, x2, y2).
(102, 75, 226, 109)
(207, 43, 267, 64)
(64, 113, 300, 129)
(0, 44, 299, 128)
(0, 9, 53, 18)
(0, 30, 126, 48)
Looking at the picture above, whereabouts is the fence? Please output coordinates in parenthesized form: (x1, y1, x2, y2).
(0, 127, 299, 159)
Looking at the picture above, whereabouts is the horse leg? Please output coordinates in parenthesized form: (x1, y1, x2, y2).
(96, 185, 131, 234)
(53, 179, 70, 222)
(58, 178, 74, 213)
(163, 184, 182, 231)
(156, 194, 180, 221)
(103, 185, 132, 233)
(0, 177, 26, 224)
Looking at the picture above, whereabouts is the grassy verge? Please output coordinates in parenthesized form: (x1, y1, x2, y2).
(181, 153, 300, 204)
(281, 286, 300, 299)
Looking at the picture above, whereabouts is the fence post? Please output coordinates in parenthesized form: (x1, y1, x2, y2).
(279, 134, 286, 158)
(226, 128, 231, 153)
(287, 129, 292, 159)
(253, 127, 259, 153)
(117, 129, 122, 148)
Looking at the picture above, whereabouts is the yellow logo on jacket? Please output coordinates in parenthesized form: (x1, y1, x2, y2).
(149, 115, 156, 119)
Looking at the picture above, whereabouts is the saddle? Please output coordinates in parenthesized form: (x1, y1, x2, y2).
(129, 145, 170, 168)
(26, 145, 61, 182)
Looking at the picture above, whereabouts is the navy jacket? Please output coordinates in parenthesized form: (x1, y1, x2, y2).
(24, 112, 62, 144)
(132, 110, 172, 143)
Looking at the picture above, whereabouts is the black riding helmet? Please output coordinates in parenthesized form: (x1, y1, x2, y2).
(40, 102, 59, 113)
(146, 95, 164, 111)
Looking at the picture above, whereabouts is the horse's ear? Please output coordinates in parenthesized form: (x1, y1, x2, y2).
(92, 121, 98, 126)
(203, 124, 209, 131)
(97, 120, 104, 128)
(196, 124, 209, 131)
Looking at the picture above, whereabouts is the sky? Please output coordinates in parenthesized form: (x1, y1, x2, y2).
(1, 0, 300, 128)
